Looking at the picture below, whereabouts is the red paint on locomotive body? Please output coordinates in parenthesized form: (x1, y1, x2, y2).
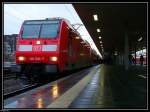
(16, 17, 98, 73)
(16, 39, 59, 63)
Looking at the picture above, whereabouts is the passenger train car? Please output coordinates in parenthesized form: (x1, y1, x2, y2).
(135, 55, 147, 65)
(15, 17, 99, 81)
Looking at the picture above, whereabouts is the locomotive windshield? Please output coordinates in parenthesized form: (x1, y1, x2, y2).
(22, 20, 60, 38)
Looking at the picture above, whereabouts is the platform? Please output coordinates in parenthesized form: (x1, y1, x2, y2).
(4, 64, 147, 109)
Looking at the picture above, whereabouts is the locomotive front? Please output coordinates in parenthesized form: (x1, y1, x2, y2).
(16, 19, 61, 75)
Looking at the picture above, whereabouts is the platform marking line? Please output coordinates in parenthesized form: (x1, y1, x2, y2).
(4, 66, 98, 107)
(138, 75, 147, 79)
(47, 66, 99, 108)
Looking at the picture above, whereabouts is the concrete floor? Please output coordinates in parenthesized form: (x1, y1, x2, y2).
(3, 64, 147, 109)
(70, 65, 147, 109)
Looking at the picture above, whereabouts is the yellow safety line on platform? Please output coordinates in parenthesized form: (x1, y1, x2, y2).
(47, 65, 100, 108)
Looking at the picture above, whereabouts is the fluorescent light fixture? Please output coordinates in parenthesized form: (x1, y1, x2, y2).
(93, 14, 98, 21)
(100, 41, 102, 44)
(138, 37, 143, 42)
(97, 29, 100, 32)
(114, 51, 118, 55)
(99, 36, 102, 39)
(100, 44, 103, 47)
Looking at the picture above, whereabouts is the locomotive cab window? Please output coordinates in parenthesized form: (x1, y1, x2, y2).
(22, 20, 60, 39)
(22, 24, 41, 38)
(40, 24, 59, 38)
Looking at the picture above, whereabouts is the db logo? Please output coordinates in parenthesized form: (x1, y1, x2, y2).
(33, 45, 42, 51)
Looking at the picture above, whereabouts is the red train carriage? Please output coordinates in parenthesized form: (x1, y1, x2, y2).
(15, 17, 97, 81)
(135, 55, 147, 65)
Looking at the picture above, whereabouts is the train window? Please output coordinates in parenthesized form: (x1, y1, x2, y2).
(22, 24, 41, 38)
(40, 24, 59, 38)
(22, 20, 60, 39)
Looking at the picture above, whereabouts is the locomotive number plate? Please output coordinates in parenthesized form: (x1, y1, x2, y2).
(33, 45, 42, 51)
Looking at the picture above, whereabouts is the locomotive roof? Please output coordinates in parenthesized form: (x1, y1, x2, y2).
(24, 17, 75, 30)
(23, 18, 91, 48)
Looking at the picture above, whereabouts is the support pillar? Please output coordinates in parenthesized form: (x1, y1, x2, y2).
(124, 32, 129, 70)
(134, 44, 137, 65)
(146, 47, 147, 65)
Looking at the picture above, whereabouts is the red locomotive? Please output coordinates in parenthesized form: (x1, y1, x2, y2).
(15, 17, 99, 81)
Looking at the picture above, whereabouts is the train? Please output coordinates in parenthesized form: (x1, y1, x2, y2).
(15, 17, 100, 82)
(134, 55, 147, 65)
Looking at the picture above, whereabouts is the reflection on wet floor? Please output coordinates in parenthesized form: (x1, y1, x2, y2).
(36, 98, 43, 108)
(69, 64, 147, 108)
(4, 66, 93, 108)
(4, 65, 146, 109)
(69, 68, 114, 108)
(52, 83, 59, 99)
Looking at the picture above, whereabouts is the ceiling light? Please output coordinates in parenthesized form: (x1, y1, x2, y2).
(138, 37, 143, 42)
(99, 36, 102, 39)
(114, 51, 118, 55)
(97, 29, 100, 32)
(100, 41, 102, 44)
(93, 14, 98, 21)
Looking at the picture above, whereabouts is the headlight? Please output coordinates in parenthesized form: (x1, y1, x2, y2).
(18, 56, 25, 61)
(36, 40, 41, 45)
(49, 56, 57, 61)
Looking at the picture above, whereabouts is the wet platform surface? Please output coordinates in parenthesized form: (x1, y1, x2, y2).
(69, 65, 147, 109)
(4, 65, 97, 108)
(4, 64, 147, 109)
(69, 66, 114, 108)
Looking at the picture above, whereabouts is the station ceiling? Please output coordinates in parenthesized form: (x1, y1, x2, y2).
(73, 3, 147, 55)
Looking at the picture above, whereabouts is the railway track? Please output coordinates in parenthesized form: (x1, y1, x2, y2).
(4, 83, 39, 99)
(3, 71, 17, 80)
(3, 71, 63, 99)
(4, 76, 17, 80)
(3, 66, 95, 100)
